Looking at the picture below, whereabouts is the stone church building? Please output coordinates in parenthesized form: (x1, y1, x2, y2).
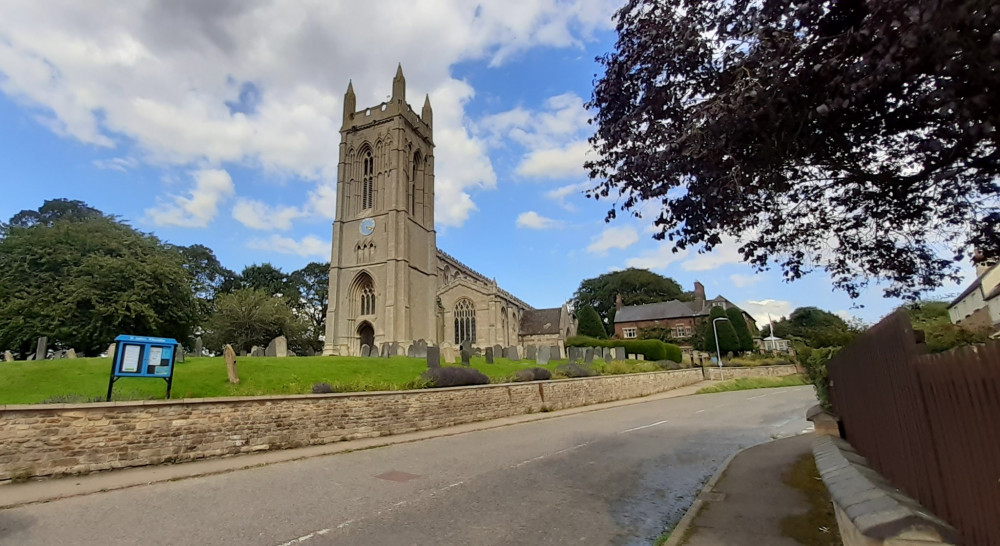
(323, 67, 576, 356)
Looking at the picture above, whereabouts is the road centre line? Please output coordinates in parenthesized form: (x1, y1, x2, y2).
(747, 393, 769, 400)
(694, 409, 705, 414)
(620, 420, 669, 433)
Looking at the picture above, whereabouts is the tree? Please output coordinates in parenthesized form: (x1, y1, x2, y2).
(240, 263, 295, 300)
(700, 307, 740, 355)
(0, 211, 197, 356)
(576, 305, 608, 339)
(587, 0, 1000, 300)
(767, 307, 858, 348)
(1, 198, 104, 235)
(173, 244, 238, 324)
(904, 301, 990, 353)
(573, 268, 685, 329)
(288, 262, 330, 351)
(204, 288, 308, 354)
(726, 307, 754, 352)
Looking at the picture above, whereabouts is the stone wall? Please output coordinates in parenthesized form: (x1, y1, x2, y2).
(705, 364, 798, 381)
(1, 369, 704, 480)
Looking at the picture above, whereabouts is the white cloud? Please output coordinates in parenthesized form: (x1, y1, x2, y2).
(586, 225, 639, 255)
(729, 273, 761, 288)
(516, 140, 591, 179)
(146, 168, 234, 228)
(247, 234, 330, 258)
(546, 181, 589, 207)
(307, 182, 337, 220)
(625, 244, 690, 270)
(740, 299, 794, 324)
(682, 235, 745, 271)
(232, 199, 306, 231)
(92, 156, 138, 172)
(516, 210, 561, 229)
(0, 1, 616, 228)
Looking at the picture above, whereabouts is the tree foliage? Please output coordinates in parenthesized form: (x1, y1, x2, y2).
(726, 307, 755, 352)
(173, 244, 238, 323)
(1, 198, 104, 235)
(700, 307, 741, 355)
(766, 307, 859, 348)
(288, 262, 329, 333)
(587, 0, 1000, 300)
(573, 267, 685, 327)
(240, 263, 294, 299)
(0, 213, 197, 356)
(203, 289, 308, 354)
(576, 305, 608, 339)
(904, 300, 990, 353)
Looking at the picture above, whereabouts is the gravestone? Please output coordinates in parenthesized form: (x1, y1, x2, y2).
(304, 346, 316, 356)
(64, 349, 76, 359)
(506, 346, 520, 361)
(223, 344, 239, 384)
(460, 339, 472, 354)
(474, 347, 482, 357)
(628, 354, 636, 360)
(26, 353, 35, 361)
(266, 336, 288, 358)
(3, 350, 13, 362)
(414, 339, 428, 359)
(441, 346, 456, 364)
(176, 346, 184, 363)
(603, 347, 613, 360)
(460, 348, 471, 366)
(604, 351, 612, 363)
(36, 336, 47, 360)
(380, 343, 389, 358)
(426, 346, 441, 368)
(614, 347, 625, 361)
(107, 343, 116, 357)
(584, 348, 595, 364)
(549, 345, 561, 360)
(637, 354, 645, 361)
(193, 336, 203, 357)
(288, 350, 297, 357)
(51, 350, 64, 359)
(485, 346, 494, 363)
(361, 344, 371, 357)
(537, 345, 550, 365)
(406, 344, 415, 357)
(251, 346, 266, 357)
(526, 345, 537, 361)
(388, 342, 399, 357)
(493, 344, 503, 359)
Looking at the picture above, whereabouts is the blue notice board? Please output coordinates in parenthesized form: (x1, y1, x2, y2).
(107, 335, 179, 400)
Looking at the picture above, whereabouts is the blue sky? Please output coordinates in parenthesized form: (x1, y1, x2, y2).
(0, 1, 972, 326)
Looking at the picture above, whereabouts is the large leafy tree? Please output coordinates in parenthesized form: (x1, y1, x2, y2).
(288, 262, 329, 342)
(203, 288, 308, 354)
(766, 307, 858, 348)
(0, 209, 197, 356)
(1, 198, 104, 234)
(573, 268, 685, 328)
(587, 0, 1000, 300)
(240, 263, 295, 301)
(173, 244, 239, 324)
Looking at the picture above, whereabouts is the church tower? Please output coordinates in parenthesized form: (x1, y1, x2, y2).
(323, 65, 438, 355)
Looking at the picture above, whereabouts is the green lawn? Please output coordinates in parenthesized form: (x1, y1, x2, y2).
(0, 355, 582, 404)
(695, 375, 808, 394)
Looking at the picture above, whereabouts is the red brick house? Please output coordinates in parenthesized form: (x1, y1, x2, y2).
(612, 281, 757, 342)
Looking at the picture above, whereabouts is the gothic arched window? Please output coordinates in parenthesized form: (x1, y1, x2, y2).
(362, 148, 374, 210)
(454, 299, 476, 344)
(351, 273, 375, 316)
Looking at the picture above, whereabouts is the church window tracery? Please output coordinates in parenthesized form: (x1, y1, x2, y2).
(351, 272, 376, 316)
(362, 148, 374, 211)
(454, 299, 476, 344)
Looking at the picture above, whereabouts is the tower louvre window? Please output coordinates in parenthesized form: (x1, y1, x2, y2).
(362, 149, 374, 210)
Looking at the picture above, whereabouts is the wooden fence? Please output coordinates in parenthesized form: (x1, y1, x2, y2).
(828, 310, 1000, 545)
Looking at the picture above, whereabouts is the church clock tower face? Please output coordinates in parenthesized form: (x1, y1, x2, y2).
(359, 217, 375, 236)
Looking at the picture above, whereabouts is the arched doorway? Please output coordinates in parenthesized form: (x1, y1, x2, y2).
(357, 321, 374, 354)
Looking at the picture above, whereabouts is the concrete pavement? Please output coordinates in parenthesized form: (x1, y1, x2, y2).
(0, 384, 817, 545)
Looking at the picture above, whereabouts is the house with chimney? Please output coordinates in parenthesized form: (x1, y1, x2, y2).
(612, 281, 757, 343)
(948, 257, 1000, 336)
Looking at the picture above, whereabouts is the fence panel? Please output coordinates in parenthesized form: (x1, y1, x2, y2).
(828, 310, 1000, 545)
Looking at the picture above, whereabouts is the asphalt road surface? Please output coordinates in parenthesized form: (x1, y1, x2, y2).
(0, 386, 816, 546)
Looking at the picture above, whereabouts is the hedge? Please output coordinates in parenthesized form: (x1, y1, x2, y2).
(565, 335, 682, 363)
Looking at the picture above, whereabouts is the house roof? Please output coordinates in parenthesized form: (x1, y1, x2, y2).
(614, 300, 698, 323)
(520, 308, 562, 335)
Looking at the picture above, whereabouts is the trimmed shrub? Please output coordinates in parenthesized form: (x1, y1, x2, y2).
(420, 366, 490, 388)
(311, 382, 334, 394)
(554, 363, 596, 378)
(576, 305, 608, 338)
(726, 307, 755, 352)
(512, 367, 553, 382)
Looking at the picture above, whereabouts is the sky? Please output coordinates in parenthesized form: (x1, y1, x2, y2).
(0, 0, 974, 327)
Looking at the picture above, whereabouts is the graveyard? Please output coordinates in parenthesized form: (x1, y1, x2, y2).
(0, 349, 678, 405)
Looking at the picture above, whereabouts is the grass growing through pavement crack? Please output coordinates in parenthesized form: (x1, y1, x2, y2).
(780, 453, 842, 546)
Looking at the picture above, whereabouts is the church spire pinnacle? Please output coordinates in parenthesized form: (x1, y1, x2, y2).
(392, 63, 406, 102)
(422, 94, 433, 128)
(343, 80, 356, 123)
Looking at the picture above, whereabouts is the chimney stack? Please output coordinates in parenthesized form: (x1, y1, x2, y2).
(693, 281, 706, 312)
(615, 293, 623, 311)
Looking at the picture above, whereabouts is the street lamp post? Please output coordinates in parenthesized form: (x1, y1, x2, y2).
(712, 317, 730, 368)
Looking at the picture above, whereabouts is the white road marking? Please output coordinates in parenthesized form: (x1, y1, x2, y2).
(694, 409, 705, 414)
(276, 528, 332, 546)
(620, 420, 669, 433)
(747, 393, 768, 400)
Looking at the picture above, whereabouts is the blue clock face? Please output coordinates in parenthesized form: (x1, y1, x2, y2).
(359, 218, 375, 236)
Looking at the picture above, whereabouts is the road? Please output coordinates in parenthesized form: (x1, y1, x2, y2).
(0, 386, 816, 546)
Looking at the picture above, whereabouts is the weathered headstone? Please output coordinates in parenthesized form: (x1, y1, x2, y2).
(35, 336, 47, 360)
(441, 346, 456, 364)
(26, 353, 35, 361)
(361, 344, 371, 357)
(636, 354, 645, 361)
(426, 346, 441, 368)
(460, 339, 472, 354)
(288, 350, 297, 357)
(66, 348, 77, 359)
(107, 343, 117, 357)
(568, 347, 581, 363)
(526, 345, 537, 361)
(380, 343, 389, 358)
(628, 354, 636, 360)
(604, 351, 612, 363)
(176, 346, 184, 363)
(51, 350, 64, 359)
(493, 344, 503, 359)
(584, 348, 595, 364)
(193, 336, 203, 357)
(485, 346, 494, 363)
(388, 342, 399, 357)
(223, 344, 239, 384)
(414, 339, 428, 359)
(406, 344, 415, 357)
(549, 345, 561, 360)
(537, 345, 550, 365)
(460, 348, 471, 366)
(3, 350, 13, 362)
(251, 346, 265, 357)
(266, 336, 288, 358)
(613, 347, 624, 361)
(603, 347, 613, 360)
(506, 346, 520, 361)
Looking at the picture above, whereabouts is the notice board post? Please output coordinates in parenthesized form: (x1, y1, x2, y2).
(107, 335, 179, 401)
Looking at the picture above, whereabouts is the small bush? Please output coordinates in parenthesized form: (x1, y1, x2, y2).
(311, 382, 334, 394)
(554, 363, 596, 378)
(420, 366, 490, 388)
(512, 367, 552, 382)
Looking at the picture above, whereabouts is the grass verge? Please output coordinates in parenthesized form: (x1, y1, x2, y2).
(780, 453, 842, 545)
(695, 374, 808, 394)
